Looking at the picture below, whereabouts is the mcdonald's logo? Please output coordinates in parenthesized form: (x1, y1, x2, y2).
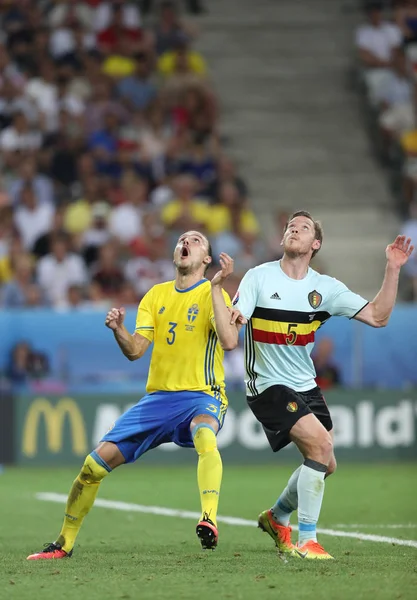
(22, 398, 88, 458)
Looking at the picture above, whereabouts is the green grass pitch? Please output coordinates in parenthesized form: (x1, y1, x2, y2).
(0, 464, 416, 600)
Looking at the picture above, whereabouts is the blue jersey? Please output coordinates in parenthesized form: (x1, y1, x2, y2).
(233, 260, 368, 394)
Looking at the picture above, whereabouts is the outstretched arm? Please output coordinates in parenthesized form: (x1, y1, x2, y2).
(105, 307, 151, 360)
(211, 253, 243, 351)
(355, 236, 414, 328)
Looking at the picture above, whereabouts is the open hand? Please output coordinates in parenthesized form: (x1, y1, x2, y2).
(386, 236, 414, 268)
(211, 253, 234, 287)
(105, 307, 126, 330)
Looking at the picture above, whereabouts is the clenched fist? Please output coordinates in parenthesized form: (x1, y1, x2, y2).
(105, 307, 126, 330)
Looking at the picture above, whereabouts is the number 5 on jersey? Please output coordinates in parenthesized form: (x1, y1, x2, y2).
(167, 322, 177, 345)
(285, 323, 298, 345)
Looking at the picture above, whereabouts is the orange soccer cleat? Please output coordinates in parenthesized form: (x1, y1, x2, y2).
(293, 540, 334, 560)
(27, 542, 72, 561)
(258, 509, 295, 554)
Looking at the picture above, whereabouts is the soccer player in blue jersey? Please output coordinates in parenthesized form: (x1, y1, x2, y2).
(27, 231, 241, 560)
(228, 210, 414, 559)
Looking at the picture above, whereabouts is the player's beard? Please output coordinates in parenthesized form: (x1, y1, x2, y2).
(175, 258, 199, 276)
(283, 239, 312, 260)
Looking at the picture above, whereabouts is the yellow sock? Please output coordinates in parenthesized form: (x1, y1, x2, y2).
(57, 452, 111, 553)
(193, 424, 222, 526)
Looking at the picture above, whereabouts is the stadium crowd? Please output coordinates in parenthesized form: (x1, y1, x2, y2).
(355, 0, 417, 301)
(0, 0, 277, 311)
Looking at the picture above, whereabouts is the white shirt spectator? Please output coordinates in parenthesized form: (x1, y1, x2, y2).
(8, 174, 54, 207)
(14, 201, 54, 251)
(48, 2, 93, 29)
(376, 72, 413, 105)
(37, 253, 88, 307)
(49, 28, 96, 60)
(355, 22, 402, 62)
(125, 256, 175, 298)
(94, 2, 141, 31)
(0, 126, 42, 152)
(109, 204, 145, 244)
(25, 77, 84, 132)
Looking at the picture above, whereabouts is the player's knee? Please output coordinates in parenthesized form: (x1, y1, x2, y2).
(326, 456, 337, 477)
(79, 452, 112, 484)
(306, 433, 333, 465)
(192, 424, 218, 455)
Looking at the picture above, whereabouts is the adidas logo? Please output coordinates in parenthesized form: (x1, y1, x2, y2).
(270, 292, 281, 300)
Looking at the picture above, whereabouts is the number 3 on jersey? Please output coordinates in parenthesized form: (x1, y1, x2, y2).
(167, 322, 177, 345)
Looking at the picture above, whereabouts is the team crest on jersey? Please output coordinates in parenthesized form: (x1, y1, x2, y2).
(286, 402, 298, 413)
(308, 290, 322, 309)
(187, 304, 199, 323)
(232, 291, 239, 306)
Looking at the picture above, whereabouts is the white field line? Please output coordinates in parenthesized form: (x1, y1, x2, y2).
(36, 492, 417, 550)
(335, 524, 417, 529)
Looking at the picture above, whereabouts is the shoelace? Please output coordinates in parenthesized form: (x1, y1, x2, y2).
(42, 542, 60, 553)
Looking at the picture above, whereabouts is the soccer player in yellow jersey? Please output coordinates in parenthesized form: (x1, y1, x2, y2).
(27, 231, 240, 560)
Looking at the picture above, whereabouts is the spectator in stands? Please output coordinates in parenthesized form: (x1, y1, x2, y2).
(94, 0, 142, 33)
(14, 183, 54, 251)
(124, 232, 175, 299)
(356, 1, 402, 105)
(82, 202, 112, 265)
(91, 241, 126, 298)
(153, 0, 197, 56)
(109, 175, 149, 245)
(158, 34, 207, 79)
(64, 175, 103, 235)
(161, 174, 209, 238)
(395, 0, 417, 45)
(84, 79, 129, 135)
(37, 233, 88, 307)
(116, 52, 157, 111)
(313, 338, 341, 390)
(208, 181, 260, 245)
(0, 111, 42, 168)
(5, 341, 50, 386)
(206, 155, 248, 203)
(88, 111, 120, 178)
(1, 252, 45, 308)
(401, 201, 417, 300)
(377, 48, 416, 157)
(0, 235, 24, 286)
(33, 205, 66, 259)
(8, 156, 55, 207)
(97, 3, 143, 55)
(178, 134, 217, 189)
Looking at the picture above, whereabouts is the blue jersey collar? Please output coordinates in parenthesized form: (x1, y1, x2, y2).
(175, 279, 207, 293)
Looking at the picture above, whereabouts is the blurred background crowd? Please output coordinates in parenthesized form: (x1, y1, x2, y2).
(0, 0, 416, 393)
(0, 0, 285, 313)
(356, 0, 417, 300)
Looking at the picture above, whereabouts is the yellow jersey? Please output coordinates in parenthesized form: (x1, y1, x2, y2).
(135, 279, 231, 403)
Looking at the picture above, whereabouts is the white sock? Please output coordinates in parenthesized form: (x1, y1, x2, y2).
(297, 459, 327, 545)
(271, 465, 302, 526)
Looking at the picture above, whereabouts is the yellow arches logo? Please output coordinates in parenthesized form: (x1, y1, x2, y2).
(22, 398, 88, 457)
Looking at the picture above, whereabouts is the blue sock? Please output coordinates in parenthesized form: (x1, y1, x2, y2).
(298, 522, 317, 545)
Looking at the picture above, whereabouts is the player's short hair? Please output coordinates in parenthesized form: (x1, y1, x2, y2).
(285, 210, 323, 259)
(204, 237, 213, 275)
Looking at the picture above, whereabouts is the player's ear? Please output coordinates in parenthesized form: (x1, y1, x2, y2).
(312, 239, 321, 251)
(203, 254, 212, 267)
